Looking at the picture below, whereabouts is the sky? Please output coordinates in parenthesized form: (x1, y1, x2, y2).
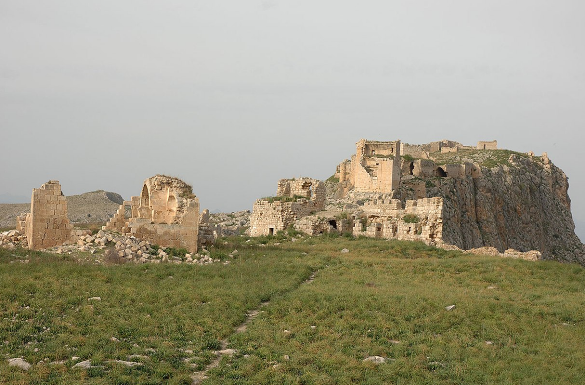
(1, 1, 584, 241)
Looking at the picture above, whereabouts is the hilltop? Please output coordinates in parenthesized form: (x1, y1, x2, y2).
(251, 139, 585, 265)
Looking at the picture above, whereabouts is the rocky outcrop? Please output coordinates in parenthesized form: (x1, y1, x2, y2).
(399, 153, 584, 264)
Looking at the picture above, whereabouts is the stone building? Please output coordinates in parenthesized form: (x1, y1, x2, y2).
(249, 178, 325, 236)
(337, 139, 402, 195)
(104, 175, 200, 252)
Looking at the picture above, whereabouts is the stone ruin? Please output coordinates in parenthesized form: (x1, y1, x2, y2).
(104, 175, 204, 253)
(249, 178, 325, 236)
(336, 139, 401, 196)
(295, 197, 444, 244)
(250, 138, 510, 249)
(2, 176, 219, 255)
(335, 139, 485, 200)
(400, 139, 498, 158)
(15, 181, 89, 250)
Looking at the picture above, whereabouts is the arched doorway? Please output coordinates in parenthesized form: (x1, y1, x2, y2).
(138, 184, 151, 219)
(435, 167, 447, 177)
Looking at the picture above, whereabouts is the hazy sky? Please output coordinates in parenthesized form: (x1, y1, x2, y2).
(2, 1, 584, 240)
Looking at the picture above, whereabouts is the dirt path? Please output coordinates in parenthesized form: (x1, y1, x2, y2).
(191, 270, 318, 384)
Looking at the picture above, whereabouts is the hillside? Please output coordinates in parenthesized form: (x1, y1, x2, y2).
(1, 235, 584, 384)
(0, 190, 123, 228)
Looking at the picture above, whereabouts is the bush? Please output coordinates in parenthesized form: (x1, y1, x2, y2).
(403, 214, 420, 223)
(286, 225, 303, 237)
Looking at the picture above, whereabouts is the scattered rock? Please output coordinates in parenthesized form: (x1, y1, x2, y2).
(88, 297, 101, 301)
(341, 248, 349, 253)
(8, 357, 32, 371)
(363, 356, 386, 364)
(445, 305, 456, 311)
(109, 360, 143, 367)
(72, 360, 92, 369)
(218, 349, 236, 356)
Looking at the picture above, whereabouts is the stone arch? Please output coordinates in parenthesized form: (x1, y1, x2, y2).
(138, 184, 151, 219)
(409, 162, 414, 176)
(141, 184, 150, 207)
(435, 167, 447, 177)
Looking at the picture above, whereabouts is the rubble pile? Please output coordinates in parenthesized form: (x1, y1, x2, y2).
(1, 229, 225, 265)
(0, 230, 27, 249)
(209, 210, 251, 236)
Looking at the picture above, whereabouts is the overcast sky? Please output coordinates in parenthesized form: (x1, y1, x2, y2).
(1, 1, 584, 240)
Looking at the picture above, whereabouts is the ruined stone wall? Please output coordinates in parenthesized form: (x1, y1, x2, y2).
(129, 197, 199, 252)
(103, 175, 201, 252)
(249, 200, 297, 236)
(401, 143, 430, 159)
(477, 140, 498, 150)
(16, 214, 27, 233)
(104, 201, 132, 233)
(441, 146, 458, 153)
(294, 215, 352, 235)
(343, 139, 402, 195)
(276, 178, 326, 210)
(24, 181, 73, 250)
(250, 177, 327, 236)
(336, 160, 352, 183)
(412, 159, 438, 178)
(353, 197, 444, 244)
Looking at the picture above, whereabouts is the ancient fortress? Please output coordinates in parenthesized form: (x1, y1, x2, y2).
(250, 139, 584, 264)
(6, 138, 584, 265)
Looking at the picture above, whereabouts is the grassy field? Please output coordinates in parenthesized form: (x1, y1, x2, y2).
(1, 235, 584, 384)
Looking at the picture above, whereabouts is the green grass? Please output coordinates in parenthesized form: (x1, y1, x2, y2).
(431, 149, 531, 169)
(2, 237, 585, 384)
(260, 195, 308, 203)
(402, 214, 420, 224)
(0, 243, 324, 384)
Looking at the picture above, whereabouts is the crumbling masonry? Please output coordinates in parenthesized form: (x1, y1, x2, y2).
(337, 139, 401, 195)
(251, 138, 501, 247)
(21, 181, 88, 250)
(249, 178, 325, 236)
(295, 197, 444, 244)
(105, 175, 200, 252)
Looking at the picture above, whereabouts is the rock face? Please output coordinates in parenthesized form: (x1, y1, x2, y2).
(398, 153, 584, 264)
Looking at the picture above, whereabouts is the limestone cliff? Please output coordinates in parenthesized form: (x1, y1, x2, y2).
(399, 152, 585, 264)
